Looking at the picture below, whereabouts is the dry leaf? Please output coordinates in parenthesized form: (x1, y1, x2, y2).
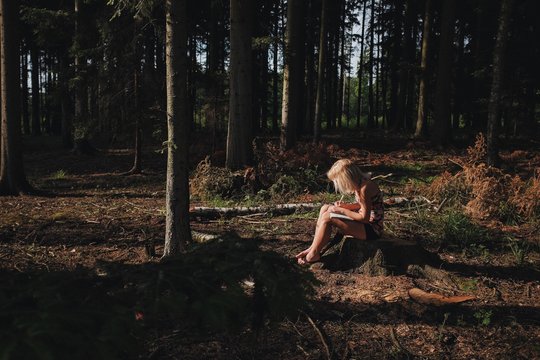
(408, 288, 475, 306)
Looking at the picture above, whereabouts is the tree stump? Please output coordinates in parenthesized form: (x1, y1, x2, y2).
(312, 235, 447, 279)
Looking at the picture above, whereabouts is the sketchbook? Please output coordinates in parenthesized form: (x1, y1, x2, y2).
(329, 213, 354, 221)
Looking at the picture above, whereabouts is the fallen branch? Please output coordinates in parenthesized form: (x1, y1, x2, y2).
(190, 203, 320, 219)
(190, 196, 434, 219)
(371, 173, 394, 180)
(305, 314, 331, 360)
(389, 327, 413, 356)
(408, 288, 475, 306)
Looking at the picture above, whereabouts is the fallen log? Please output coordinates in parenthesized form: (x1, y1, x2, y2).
(190, 203, 319, 219)
(190, 196, 432, 219)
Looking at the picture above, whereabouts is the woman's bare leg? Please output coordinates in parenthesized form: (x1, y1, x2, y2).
(297, 211, 368, 264)
(295, 204, 330, 261)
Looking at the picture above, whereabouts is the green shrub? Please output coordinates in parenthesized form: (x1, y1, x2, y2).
(269, 174, 303, 200)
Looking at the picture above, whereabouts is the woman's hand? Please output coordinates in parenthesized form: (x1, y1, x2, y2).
(328, 205, 340, 213)
(334, 200, 343, 207)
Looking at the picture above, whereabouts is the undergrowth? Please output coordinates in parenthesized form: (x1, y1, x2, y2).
(0, 234, 318, 360)
(424, 134, 540, 227)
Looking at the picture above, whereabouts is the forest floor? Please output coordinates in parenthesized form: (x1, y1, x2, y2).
(1, 132, 540, 359)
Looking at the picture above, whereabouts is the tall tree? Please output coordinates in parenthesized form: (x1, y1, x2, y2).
(366, 0, 375, 128)
(20, 44, 29, 135)
(163, 0, 192, 257)
(226, 0, 253, 169)
(486, 0, 513, 167)
(431, 0, 455, 147)
(29, 38, 40, 135)
(280, 0, 304, 150)
(313, 0, 327, 143)
(356, 0, 366, 128)
(414, 0, 431, 139)
(0, 0, 31, 195)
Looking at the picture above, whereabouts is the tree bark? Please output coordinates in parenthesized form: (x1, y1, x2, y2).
(336, 0, 346, 129)
(74, 0, 88, 142)
(280, 0, 305, 150)
(59, 53, 72, 148)
(163, 0, 192, 257)
(414, 0, 431, 139)
(367, 0, 375, 128)
(20, 43, 29, 135)
(356, 1, 366, 128)
(0, 0, 31, 195)
(226, 0, 253, 170)
(313, 0, 326, 143)
(431, 0, 455, 147)
(30, 40, 40, 136)
(487, 0, 513, 167)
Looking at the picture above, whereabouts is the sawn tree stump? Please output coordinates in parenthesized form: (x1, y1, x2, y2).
(312, 235, 448, 280)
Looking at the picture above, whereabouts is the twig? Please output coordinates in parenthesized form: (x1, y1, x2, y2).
(389, 327, 412, 356)
(305, 314, 331, 360)
(448, 158, 464, 168)
(434, 197, 448, 214)
(371, 173, 394, 180)
(285, 318, 306, 339)
(296, 345, 310, 357)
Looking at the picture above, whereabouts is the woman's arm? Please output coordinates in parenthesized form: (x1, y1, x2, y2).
(335, 202, 361, 211)
(330, 187, 372, 223)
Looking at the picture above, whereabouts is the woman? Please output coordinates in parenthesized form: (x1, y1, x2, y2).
(296, 159, 384, 265)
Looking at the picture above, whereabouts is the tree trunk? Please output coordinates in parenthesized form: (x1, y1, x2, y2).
(313, 0, 326, 143)
(163, 0, 192, 257)
(20, 43, 29, 135)
(280, 0, 305, 150)
(271, 0, 281, 134)
(304, 0, 315, 135)
(367, 0, 375, 128)
(59, 53, 72, 148)
(74, 0, 88, 143)
(399, 0, 415, 131)
(336, 0, 346, 128)
(431, 0, 455, 147)
(414, 0, 431, 139)
(344, 36, 352, 127)
(30, 41, 40, 136)
(453, 26, 465, 131)
(0, 0, 31, 195)
(226, 0, 253, 170)
(127, 69, 142, 175)
(487, 0, 513, 167)
(356, 1, 366, 128)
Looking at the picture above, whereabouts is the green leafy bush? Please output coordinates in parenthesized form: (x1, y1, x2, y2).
(268, 174, 303, 200)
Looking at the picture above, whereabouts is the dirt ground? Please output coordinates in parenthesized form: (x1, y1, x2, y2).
(1, 135, 539, 359)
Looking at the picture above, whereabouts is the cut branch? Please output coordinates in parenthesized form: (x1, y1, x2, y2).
(190, 196, 433, 219)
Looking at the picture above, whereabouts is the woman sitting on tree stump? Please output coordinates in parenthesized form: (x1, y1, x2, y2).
(296, 159, 384, 265)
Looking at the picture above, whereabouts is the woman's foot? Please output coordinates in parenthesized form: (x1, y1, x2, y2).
(297, 250, 321, 265)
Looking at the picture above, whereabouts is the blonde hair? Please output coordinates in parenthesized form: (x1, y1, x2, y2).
(327, 159, 370, 194)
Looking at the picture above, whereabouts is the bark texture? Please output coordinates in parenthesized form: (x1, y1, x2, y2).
(0, 0, 31, 195)
(487, 0, 513, 167)
(163, 0, 192, 257)
(226, 0, 253, 170)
